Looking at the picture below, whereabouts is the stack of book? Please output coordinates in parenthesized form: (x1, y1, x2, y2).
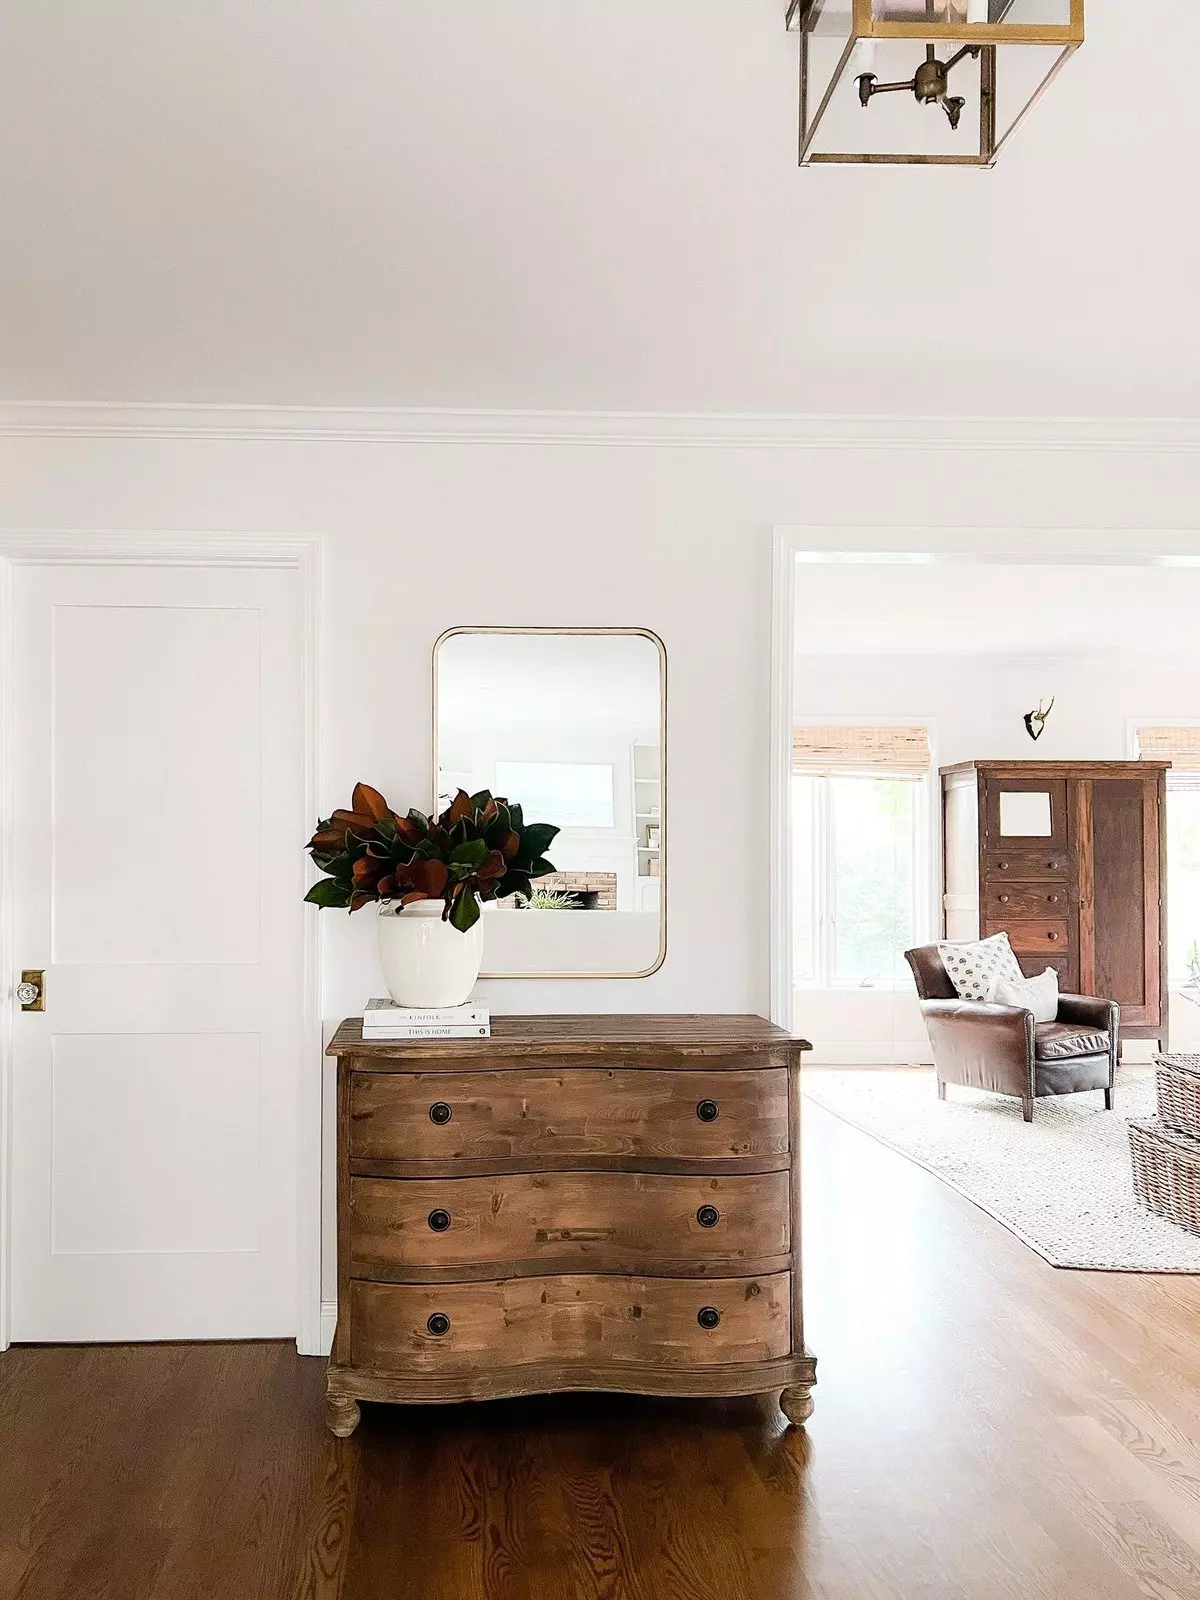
(361, 998, 491, 1040)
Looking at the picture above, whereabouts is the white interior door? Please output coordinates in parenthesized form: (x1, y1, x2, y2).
(11, 562, 306, 1341)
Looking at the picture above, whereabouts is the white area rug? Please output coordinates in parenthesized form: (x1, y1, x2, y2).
(803, 1066, 1200, 1272)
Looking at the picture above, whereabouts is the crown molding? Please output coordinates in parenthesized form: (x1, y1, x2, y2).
(1, 401, 1200, 451)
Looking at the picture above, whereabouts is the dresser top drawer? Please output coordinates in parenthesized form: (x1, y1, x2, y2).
(328, 1014, 810, 1068)
(348, 1067, 790, 1174)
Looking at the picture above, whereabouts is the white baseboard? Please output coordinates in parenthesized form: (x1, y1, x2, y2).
(319, 1299, 337, 1356)
(804, 1043, 934, 1067)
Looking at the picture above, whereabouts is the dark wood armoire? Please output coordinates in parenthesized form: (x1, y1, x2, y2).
(941, 761, 1169, 1043)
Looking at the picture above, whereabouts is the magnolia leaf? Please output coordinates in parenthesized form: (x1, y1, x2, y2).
(450, 838, 488, 868)
(352, 782, 392, 821)
(529, 856, 557, 879)
(408, 857, 450, 897)
(304, 877, 353, 908)
(475, 849, 506, 883)
(521, 823, 560, 858)
(331, 808, 377, 833)
(313, 851, 353, 881)
(449, 887, 481, 933)
(442, 790, 472, 828)
(496, 870, 532, 903)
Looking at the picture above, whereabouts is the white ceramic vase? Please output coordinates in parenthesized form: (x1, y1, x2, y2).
(375, 900, 484, 1008)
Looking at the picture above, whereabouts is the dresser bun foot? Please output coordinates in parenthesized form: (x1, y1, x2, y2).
(326, 1395, 361, 1438)
(779, 1384, 815, 1427)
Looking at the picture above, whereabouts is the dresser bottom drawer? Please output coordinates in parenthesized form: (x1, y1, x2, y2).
(349, 1273, 791, 1374)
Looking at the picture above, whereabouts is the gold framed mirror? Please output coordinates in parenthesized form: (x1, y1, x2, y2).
(433, 627, 666, 978)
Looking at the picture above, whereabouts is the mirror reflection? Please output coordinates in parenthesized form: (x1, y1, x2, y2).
(434, 629, 665, 977)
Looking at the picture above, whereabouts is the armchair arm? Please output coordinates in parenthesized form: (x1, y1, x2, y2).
(1056, 993, 1119, 1035)
(918, 998, 1035, 1099)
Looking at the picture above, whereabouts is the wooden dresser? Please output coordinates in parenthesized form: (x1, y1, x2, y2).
(942, 760, 1169, 1042)
(325, 1014, 815, 1435)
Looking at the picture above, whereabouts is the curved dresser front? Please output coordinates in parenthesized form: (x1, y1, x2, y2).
(325, 1014, 815, 1436)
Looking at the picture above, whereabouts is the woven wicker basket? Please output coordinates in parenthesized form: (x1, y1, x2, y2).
(1128, 1117, 1200, 1236)
(1154, 1053, 1200, 1139)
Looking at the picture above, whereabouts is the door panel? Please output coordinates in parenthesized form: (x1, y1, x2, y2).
(50, 603, 263, 967)
(1089, 778, 1158, 1024)
(12, 563, 305, 1341)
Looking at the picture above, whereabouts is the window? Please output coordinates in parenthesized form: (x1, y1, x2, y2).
(493, 760, 615, 828)
(1134, 727, 1200, 988)
(1165, 783, 1200, 988)
(792, 725, 931, 989)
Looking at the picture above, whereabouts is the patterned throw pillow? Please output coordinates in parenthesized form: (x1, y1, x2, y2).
(937, 932, 1023, 1002)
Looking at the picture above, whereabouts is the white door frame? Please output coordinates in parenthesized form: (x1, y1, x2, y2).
(769, 526, 1200, 1033)
(0, 533, 323, 1355)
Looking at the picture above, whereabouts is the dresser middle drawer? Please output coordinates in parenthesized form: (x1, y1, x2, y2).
(984, 883, 1071, 919)
(349, 1068, 789, 1164)
(983, 918, 1070, 954)
(349, 1170, 790, 1277)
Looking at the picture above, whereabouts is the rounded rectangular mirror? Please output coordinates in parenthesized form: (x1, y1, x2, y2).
(434, 628, 666, 977)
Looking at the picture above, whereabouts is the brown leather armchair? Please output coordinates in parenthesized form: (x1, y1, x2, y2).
(904, 944, 1119, 1123)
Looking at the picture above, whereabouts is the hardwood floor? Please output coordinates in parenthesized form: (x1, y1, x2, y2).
(2, 1098, 1200, 1599)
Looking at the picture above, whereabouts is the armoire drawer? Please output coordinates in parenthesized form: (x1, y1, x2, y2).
(984, 884, 1071, 919)
(348, 1170, 790, 1277)
(348, 1273, 792, 1373)
(349, 1068, 789, 1165)
(984, 849, 1070, 879)
(984, 918, 1070, 954)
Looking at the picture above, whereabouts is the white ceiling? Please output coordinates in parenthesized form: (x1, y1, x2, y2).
(2, 2, 1197, 413)
(795, 562, 1200, 655)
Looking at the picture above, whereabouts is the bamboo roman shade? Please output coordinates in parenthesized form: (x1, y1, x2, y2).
(792, 724, 931, 778)
(1135, 725, 1200, 772)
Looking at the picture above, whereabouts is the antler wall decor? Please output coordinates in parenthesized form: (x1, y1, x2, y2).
(1023, 697, 1055, 742)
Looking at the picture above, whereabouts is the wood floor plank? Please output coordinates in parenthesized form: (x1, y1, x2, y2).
(1, 1094, 1199, 1598)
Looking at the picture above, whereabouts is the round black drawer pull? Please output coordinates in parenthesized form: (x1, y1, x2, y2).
(428, 1102, 453, 1125)
(697, 1306, 721, 1330)
(427, 1209, 452, 1232)
(696, 1205, 720, 1229)
(696, 1100, 719, 1123)
(427, 1313, 451, 1337)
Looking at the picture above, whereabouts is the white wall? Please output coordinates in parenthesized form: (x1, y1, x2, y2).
(794, 646, 1200, 1063)
(7, 412, 1200, 1293)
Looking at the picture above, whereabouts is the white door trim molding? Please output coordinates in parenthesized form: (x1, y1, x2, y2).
(769, 525, 1200, 1035)
(0, 531, 323, 1356)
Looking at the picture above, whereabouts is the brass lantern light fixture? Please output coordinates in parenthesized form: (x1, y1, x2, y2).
(786, 1, 1084, 167)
